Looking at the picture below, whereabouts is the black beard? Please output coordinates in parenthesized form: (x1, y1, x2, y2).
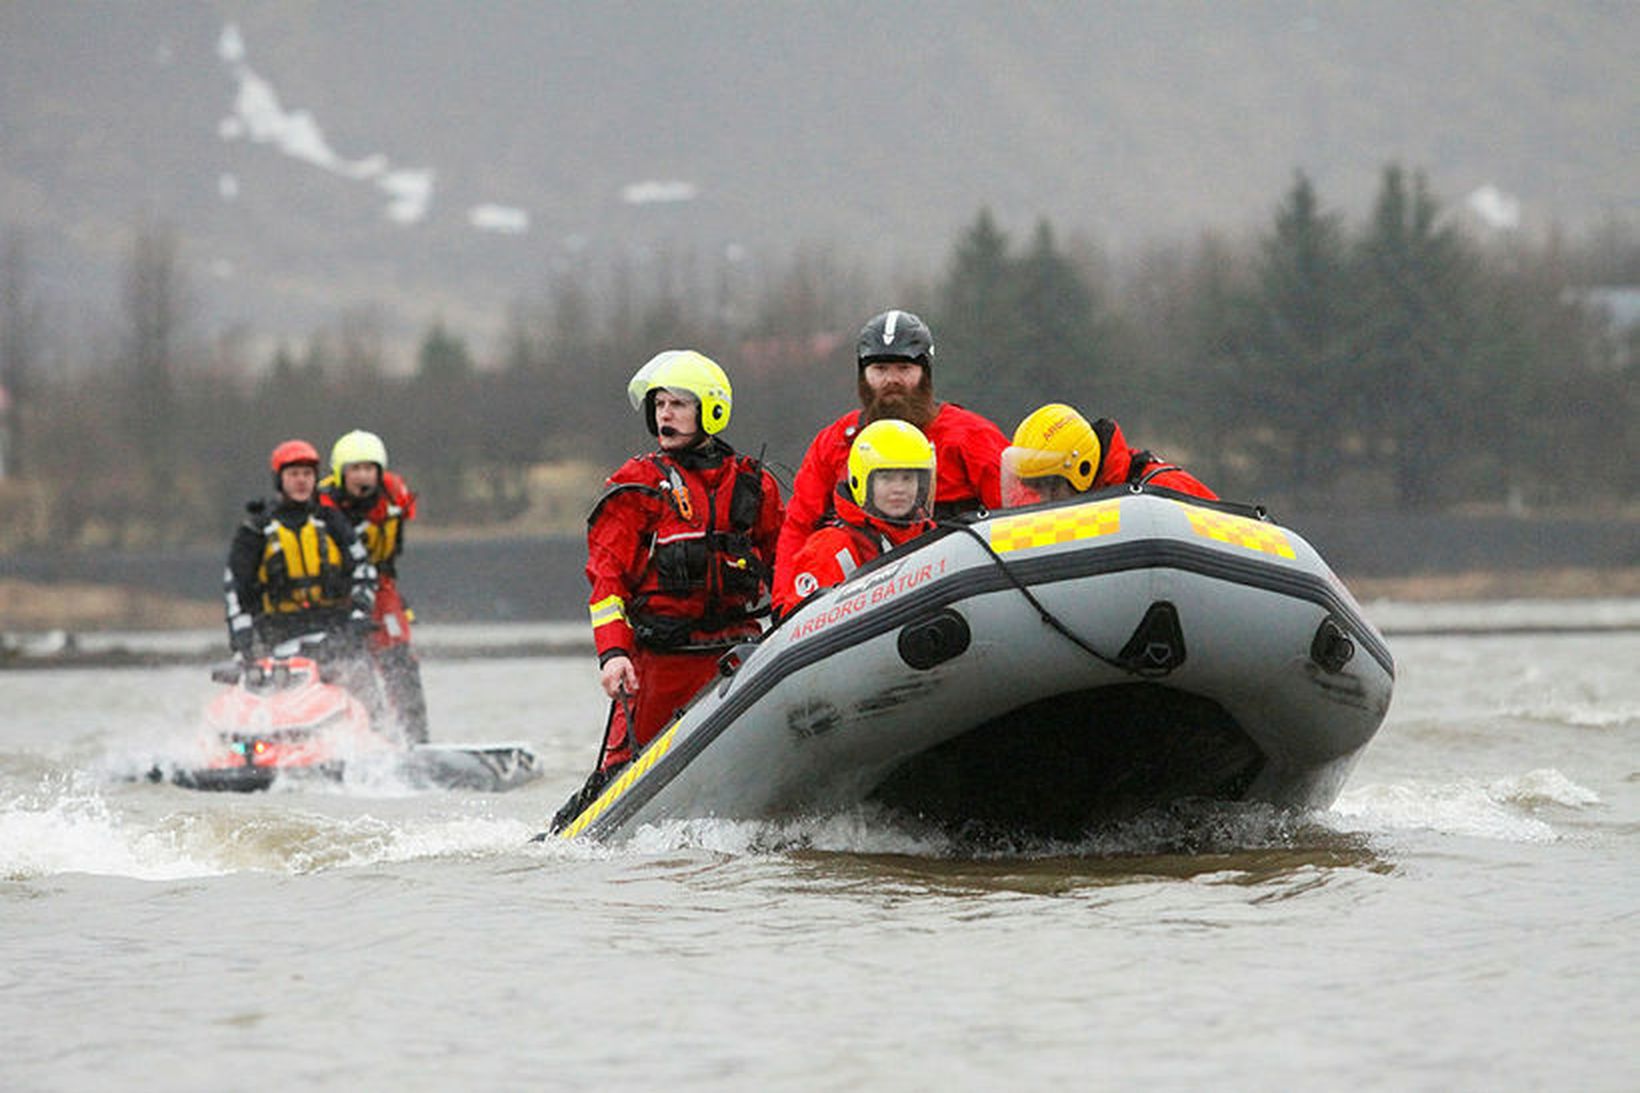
(859, 375, 936, 429)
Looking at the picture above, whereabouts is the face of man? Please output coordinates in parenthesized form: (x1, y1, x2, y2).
(653, 389, 702, 451)
(863, 360, 923, 393)
(280, 464, 318, 502)
(859, 360, 935, 427)
(342, 462, 382, 499)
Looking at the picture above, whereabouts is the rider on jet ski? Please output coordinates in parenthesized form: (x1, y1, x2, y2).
(320, 429, 429, 743)
(223, 439, 378, 662)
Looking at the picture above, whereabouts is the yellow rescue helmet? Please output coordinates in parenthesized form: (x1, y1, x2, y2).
(1003, 403, 1101, 492)
(330, 429, 389, 480)
(846, 419, 936, 523)
(627, 350, 733, 436)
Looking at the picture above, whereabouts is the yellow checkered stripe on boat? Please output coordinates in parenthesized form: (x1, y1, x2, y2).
(558, 721, 680, 839)
(588, 594, 626, 629)
(989, 499, 1122, 554)
(1176, 502, 1296, 559)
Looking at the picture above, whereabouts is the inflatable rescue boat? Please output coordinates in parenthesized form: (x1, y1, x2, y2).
(555, 489, 1394, 842)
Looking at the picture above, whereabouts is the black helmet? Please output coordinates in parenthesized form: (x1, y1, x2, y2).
(857, 309, 934, 369)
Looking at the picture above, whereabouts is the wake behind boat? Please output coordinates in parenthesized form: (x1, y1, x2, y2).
(151, 634, 539, 793)
(555, 489, 1394, 842)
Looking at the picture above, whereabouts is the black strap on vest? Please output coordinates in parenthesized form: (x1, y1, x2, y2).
(626, 448, 771, 651)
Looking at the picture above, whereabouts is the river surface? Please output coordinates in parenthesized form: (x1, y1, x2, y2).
(2, 606, 1636, 1091)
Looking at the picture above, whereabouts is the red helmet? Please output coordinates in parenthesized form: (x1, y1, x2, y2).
(270, 439, 321, 479)
(270, 439, 320, 473)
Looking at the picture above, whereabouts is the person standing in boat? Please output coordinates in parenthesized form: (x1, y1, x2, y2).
(774, 309, 1009, 607)
(553, 350, 785, 831)
(1000, 403, 1217, 506)
(773, 420, 938, 616)
(223, 438, 378, 659)
(320, 429, 429, 744)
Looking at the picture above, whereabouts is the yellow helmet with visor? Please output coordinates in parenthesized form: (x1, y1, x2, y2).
(846, 419, 936, 524)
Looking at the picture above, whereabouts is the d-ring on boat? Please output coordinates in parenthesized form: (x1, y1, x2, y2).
(553, 489, 1394, 842)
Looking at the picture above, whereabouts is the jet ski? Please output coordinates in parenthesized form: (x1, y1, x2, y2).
(152, 633, 539, 792)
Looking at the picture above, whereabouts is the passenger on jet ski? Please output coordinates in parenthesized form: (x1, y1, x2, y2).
(321, 429, 429, 743)
(773, 420, 938, 617)
(1001, 403, 1217, 507)
(774, 309, 1009, 604)
(223, 439, 378, 664)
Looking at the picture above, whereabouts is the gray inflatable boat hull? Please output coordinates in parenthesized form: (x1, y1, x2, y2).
(558, 492, 1394, 842)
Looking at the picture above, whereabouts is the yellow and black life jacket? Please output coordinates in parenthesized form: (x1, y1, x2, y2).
(256, 514, 349, 614)
(321, 471, 415, 572)
(355, 504, 404, 568)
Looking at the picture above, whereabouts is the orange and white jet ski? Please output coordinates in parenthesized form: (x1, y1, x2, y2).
(155, 634, 538, 793)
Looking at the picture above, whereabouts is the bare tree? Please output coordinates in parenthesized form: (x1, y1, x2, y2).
(118, 220, 191, 498)
(1, 228, 44, 478)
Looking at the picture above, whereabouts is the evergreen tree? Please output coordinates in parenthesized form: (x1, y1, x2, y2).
(1006, 219, 1104, 425)
(1244, 171, 1357, 504)
(1353, 165, 1478, 509)
(935, 208, 1014, 402)
(409, 322, 477, 513)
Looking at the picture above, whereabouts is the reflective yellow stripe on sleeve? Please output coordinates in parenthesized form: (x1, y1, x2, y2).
(589, 594, 627, 629)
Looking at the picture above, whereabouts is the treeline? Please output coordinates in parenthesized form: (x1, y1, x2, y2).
(0, 163, 1634, 550)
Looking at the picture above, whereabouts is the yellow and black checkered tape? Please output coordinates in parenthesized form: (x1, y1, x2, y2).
(1175, 502, 1295, 559)
(989, 499, 1123, 554)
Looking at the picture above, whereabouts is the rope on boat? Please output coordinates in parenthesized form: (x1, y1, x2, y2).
(938, 521, 1137, 676)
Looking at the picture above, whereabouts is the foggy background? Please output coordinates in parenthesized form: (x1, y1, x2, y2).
(0, 1, 1635, 568)
(4, 3, 1633, 340)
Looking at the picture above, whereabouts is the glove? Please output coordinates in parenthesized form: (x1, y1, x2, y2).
(229, 624, 255, 659)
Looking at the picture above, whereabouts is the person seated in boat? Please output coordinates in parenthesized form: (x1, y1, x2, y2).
(223, 439, 378, 660)
(319, 429, 429, 744)
(1001, 403, 1217, 506)
(552, 350, 785, 833)
(773, 420, 938, 617)
(774, 309, 1009, 607)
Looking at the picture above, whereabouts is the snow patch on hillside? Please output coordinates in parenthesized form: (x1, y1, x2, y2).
(215, 22, 433, 225)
